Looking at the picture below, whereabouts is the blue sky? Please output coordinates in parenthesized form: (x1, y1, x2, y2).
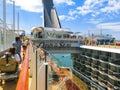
(0, 0, 120, 39)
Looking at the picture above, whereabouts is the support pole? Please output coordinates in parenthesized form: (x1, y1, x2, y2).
(13, 1, 15, 32)
(17, 12, 19, 34)
(45, 64, 48, 90)
(3, 0, 6, 49)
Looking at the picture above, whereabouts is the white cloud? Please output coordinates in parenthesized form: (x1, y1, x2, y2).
(6, 0, 76, 22)
(7, 0, 43, 12)
(69, 0, 120, 17)
(59, 15, 66, 21)
(100, 0, 120, 13)
(59, 15, 76, 21)
(7, 0, 75, 13)
(72, 0, 99, 16)
(87, 19, 103, 24)
(54, 0, 75, 5)
(96, 22, 120, 31)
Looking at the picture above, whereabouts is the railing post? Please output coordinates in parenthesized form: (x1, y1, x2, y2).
(45, 63, 48, 90)
(36, 50, 38, 90)
(29, 44, 37, 90)
(45, 51, 47, 62)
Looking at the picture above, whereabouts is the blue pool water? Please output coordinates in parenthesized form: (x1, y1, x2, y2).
(51, 54, 73, 68)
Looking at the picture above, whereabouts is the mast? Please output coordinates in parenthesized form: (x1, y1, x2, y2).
(42, 0, 61, 28)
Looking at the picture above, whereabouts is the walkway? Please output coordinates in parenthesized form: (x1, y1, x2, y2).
(0, 48, 25, 90)
(0, 79, 18, 90)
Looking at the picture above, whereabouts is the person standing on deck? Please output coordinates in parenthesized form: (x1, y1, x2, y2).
(12, 36, 22, 63)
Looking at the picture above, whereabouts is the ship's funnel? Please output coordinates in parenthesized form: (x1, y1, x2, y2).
(42, 0, 61, 28)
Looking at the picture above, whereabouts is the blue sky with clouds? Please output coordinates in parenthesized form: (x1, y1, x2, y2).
(0, 0, 120, 39)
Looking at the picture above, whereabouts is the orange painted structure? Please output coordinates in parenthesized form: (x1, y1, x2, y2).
(16, 45, 29, 90)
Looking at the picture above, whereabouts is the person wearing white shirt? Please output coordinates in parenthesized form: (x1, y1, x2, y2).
(9, 47, 20, 64)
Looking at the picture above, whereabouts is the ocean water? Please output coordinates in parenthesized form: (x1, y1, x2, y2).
(51, 53, 73, 68)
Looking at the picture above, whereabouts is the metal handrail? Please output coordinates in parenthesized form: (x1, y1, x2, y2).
(16, 45, 29, 90)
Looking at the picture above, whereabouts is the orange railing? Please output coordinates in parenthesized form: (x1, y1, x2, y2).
(16, 45, 29, 90)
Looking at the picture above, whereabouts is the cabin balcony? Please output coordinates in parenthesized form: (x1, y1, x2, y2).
(99, 55, 109, 61)
(99, 66, 108, 73)
(98, 78, 108, 89)
(84, 71, 91, 79)
(91, 64, 99, 69)
(86, 52, 92, 57)
(90, 77, 98, 83)
(91, 73, 98, 82)
(108, 63, 120, 76)
(110, 53, 120, 60)
(107, 79, 120, 90)
(112, 60, 120, 66)
(92, 58, 98, 64)
(94, 64, 99, 69)
(91, 70, 98, 79)
(99, 51, 109, 57)
(84, 55, 91, 59)
(81, 52, 85, 55)
(98, 72, 108, 81)
(86, 67, 92, 73)
(80, 60, 85, 65)
(86, 55, 92, 59)
(110, 58, 120, 63)
(85, 60, 91, 66)
(92, 54, 99, 59)
(107, 75, 120, 89)
(108, 69, 120, 79)
(92, 50, 99, 55)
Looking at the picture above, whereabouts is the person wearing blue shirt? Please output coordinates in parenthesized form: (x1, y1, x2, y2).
(12, 36, 22, 63)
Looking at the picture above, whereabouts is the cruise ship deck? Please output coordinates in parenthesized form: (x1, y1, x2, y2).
(0, 44, 120, 90)
(0, 0, 120, 90)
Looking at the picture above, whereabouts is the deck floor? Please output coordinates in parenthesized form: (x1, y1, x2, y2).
(0, 79, 18, 90)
